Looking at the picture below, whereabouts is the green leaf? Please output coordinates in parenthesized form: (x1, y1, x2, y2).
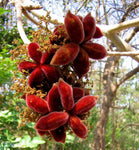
(31, 137, 45, 145)
(13, 135, 45, 148)
(65, 134, 75, 143)
(26, 122, 36, 129)
(0, 110, 10, 117)
(0, 7, 11, 15)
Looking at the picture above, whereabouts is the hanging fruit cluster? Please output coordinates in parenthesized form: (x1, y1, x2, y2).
(11, 10, 107, 143)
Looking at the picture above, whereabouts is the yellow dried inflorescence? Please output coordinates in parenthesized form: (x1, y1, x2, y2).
(17, 105, 41, 128)
(10, 19, 61, 126)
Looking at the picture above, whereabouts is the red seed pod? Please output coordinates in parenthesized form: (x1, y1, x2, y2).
(73, 87, 85, 102)
(45, 96, 48, 101)
(72, 96, 98, 115)
(26, 95, 49, 114)
(28, 67, 44, 88)
(53, 25, 65, 33)
(36, 129, 48, 136)
(53, 25, 67, 37)
(64, 10, 84, 44)
(28, 43, 42, 63)
(50, 43, 80, 66)
(50, 126, 66, 143)
(40, 49, 56, 65)
(58, 78, 74, 111)
(77, 15, 83, 22)
(21, 94, 26, 100)
(50, 25, 69, 45)
(19, 61, 37, 73)
(84, 88, 90, 95)
(83, 12, 96, 42)
(74, 82, 82, 88)
(47, 83, 62, 112)
(69, 116, 87, 139)
(41, 65, 59, 83)
(93, 26, 103, 38)
(35, 112, 69, 131)
(82, 42, 107, 59)
(49, 25, 69, 45)
(73, 48, 89, 78)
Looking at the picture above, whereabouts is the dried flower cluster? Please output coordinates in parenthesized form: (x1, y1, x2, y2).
(12, 10, 107, 143)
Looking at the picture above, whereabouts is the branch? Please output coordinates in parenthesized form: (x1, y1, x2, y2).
(97, 18, 139, 62)
(30, 10, 63, 25)
(75, 0, 87, 15)
(120, 2, 139, 23)
(120, 123, 139, 132)
(102, 0, 108, 25)
(107, 51, 139, 56)
(22, 1, 43, 10)
(117, 65, 139, 88)
(15, 0, 30, 44)
(110, 106, 127, 109)
(63, 0, 70, 13)
(22, 9, 45, 29)
(105, 34, 139, 62)
(125, 26, 139, 43)
(100, 18, 139, 33)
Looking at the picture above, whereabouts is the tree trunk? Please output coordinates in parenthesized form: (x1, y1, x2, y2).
(0, 0, 9, 8)
(92, 56, 119, 150)
(111, 101, 116, 150)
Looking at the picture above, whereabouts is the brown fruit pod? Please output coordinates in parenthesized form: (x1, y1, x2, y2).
(40, 49, 55, 65)
(28, 43, 42, 63)
(73, 87, 85, 102)
(73, 48, 89, 78)
(53, 25, 67, 38)
(35, 112, 69, 131)
(47, 83, 62, 112)
(93, 26, 103, 38)
(58, 78, 74, 111)
(19, 61, 37, 73)
(41, 65, 59, 83)
(82, 42, 107, 59)
(72, 95, 98, 115)
(36, 129, 48, 136)
(50, 43, 80, 66)
(77, 15, 83, 22)
(50, 126, 66, 143)
(83, 12, 96, 42)
(69, 115, 87, 139)
(28, 67, 44, 88)
(26, 95, 49, 114)
(64, 10, 84, 44)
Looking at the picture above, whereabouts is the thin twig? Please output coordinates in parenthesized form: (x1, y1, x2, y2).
(120, 2, 139, 23)
(120, 123, 139, 132)
(30, 9, 63, 25)
(125, 26, 139, 43)
(22, 9, 45, 29)
(117, 65, 139, 88)
(102, 0, 108, 25)
(110, 106, 127, 109)
(75, 0, 87, 15)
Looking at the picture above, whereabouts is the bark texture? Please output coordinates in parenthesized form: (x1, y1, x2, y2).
(92, 56, 118, 150)
(92, 54, 139, 150)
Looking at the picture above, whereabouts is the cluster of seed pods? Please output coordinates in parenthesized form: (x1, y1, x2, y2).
(18, 10, 107, 143)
